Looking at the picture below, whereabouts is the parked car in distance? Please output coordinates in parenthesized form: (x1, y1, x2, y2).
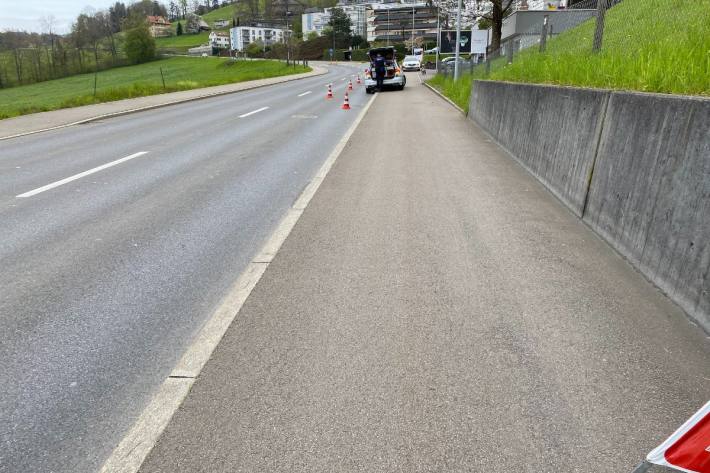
(441, 55, 471, 71)
(402, 55, 421, 71)
(364, 46, 406, 93)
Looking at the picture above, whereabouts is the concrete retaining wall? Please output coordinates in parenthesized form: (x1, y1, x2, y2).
(469, 80, 710, 332)
(469, 81, 607, 216)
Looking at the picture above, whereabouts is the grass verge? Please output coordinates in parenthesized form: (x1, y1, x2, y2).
(0, 56, 310, 119)
(428, 0, 710, 113)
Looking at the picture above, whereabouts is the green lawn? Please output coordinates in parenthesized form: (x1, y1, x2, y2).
(0, 56, 309, 119)
(156, 4, 238, 52)
(155, 31, 212, 53)
(428, 0, 710, 112)
(201, 4, 238, 23)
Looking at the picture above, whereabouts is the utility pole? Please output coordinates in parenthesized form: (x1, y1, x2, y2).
(453, 0, 462, 81)
(285, 11, 291, 65)
(411, 4, 415, 55)
(435, 3, 440, 72)
(387, 8, 390, 46)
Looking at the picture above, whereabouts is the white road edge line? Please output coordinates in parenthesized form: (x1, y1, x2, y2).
(16, 151, 149, 198)
(98, 91, 378, 473)
(297, 91, 312, 97)
(238, 106, 269, 118)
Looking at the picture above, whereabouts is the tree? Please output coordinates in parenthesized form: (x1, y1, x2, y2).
(473, 0, 514, 53)
(327, 8, 352, 49)
(124, 23, 156, 63)
(95, 11, 118, 61)
(179, 0, 188, 18)
(176, 21, 183, 35)
(109, 2, 127, 32)
(351, 34, 365, 48)
(83, 13, 107, 70)
(245, 39, 264, 57)
(185, 12, 203, 33)
(169, 1, 180, 20)
(212, 0, 219, 9)
(40, 15, 58, 77)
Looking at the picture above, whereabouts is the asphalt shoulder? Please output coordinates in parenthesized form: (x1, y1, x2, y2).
(137, 79, 710, 473)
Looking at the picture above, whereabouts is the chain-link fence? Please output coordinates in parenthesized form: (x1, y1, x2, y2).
(440, 0, 613, 77)
(435, 0, 709, 98)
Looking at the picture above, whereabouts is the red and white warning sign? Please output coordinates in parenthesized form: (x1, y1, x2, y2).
(646, 401, 710, 472)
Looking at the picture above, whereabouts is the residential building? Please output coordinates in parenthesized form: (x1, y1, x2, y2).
(301, 10, 331, 37)
(494, 7, 596, 54)
(209, 31, 231, 49)
(302, 4, 367, 39)
(230, 26, 286, 51)
(147, 15, 171, 37)
(213, 19, 230, 28)
(333, 4, 368, 39)
(366, 3, 439, 44)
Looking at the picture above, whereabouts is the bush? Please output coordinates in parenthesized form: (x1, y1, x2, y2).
(245, 40, 265, 58)
(124, 24, 156, 64)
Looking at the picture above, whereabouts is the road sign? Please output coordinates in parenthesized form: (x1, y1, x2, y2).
(471, 29, 488, 55)
(646, 401, 710, 472)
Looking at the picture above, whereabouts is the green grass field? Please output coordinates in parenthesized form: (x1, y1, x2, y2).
(201, 4, 238, 23)
(0, 56, 309, 119)
(155, 31, 212, 52)
(428, 0, 710, 112)
(156, 4, 241, 52)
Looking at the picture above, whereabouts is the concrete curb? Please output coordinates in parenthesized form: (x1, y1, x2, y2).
(0, 65, 328, 142)
(423, 82, 466, 115)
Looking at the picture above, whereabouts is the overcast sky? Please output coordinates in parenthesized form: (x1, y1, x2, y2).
(0, 0, 119, 33)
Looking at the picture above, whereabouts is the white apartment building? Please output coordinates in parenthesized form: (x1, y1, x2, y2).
(302, 4, 367, 39)
(209, 31, 231, 49)
(302, 11, 331, 37)
(230, 26, 286, 51)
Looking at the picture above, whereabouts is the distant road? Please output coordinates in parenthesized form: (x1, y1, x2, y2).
(0, 63, 364, 473)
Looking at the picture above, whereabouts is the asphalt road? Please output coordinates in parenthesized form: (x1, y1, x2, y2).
(138, 80, 710, 473)
(0, 63, 366, 473)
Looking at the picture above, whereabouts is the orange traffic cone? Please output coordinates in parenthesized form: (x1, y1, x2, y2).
(356, 75, 361, 84)
(326, 84, 333, 99)
(348, 80, 353, 90)
(341, 91, 351, 110)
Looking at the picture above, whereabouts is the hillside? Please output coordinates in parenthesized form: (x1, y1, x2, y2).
(158, 4, 250, 53)
(429, 0, 710, 111)
(490, 0, 710, 95)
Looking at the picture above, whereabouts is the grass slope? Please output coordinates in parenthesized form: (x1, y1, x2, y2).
(0, 56, 309, 119)
(155, 31, 212, 52)
(429, 0, 710, 112)
(202, 4, 238, 23)
(158, 4, 238, 52)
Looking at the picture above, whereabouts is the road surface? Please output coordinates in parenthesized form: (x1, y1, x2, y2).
(0, 63, 365, 473)
(137, 79, 710, 473)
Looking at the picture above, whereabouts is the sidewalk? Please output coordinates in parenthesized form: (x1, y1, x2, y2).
(137, 80, 710, 472)
(0, 64, 327, 140)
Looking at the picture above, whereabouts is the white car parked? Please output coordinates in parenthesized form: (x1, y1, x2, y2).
(401, 55, 421, 72)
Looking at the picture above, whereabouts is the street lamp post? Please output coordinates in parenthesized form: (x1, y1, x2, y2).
(412, 5, 415, 55)
(285, 11, 292, 65)
(387, 9, 390, 46)
(453, 0, 462, 81)
(435, 4, 440, 72)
